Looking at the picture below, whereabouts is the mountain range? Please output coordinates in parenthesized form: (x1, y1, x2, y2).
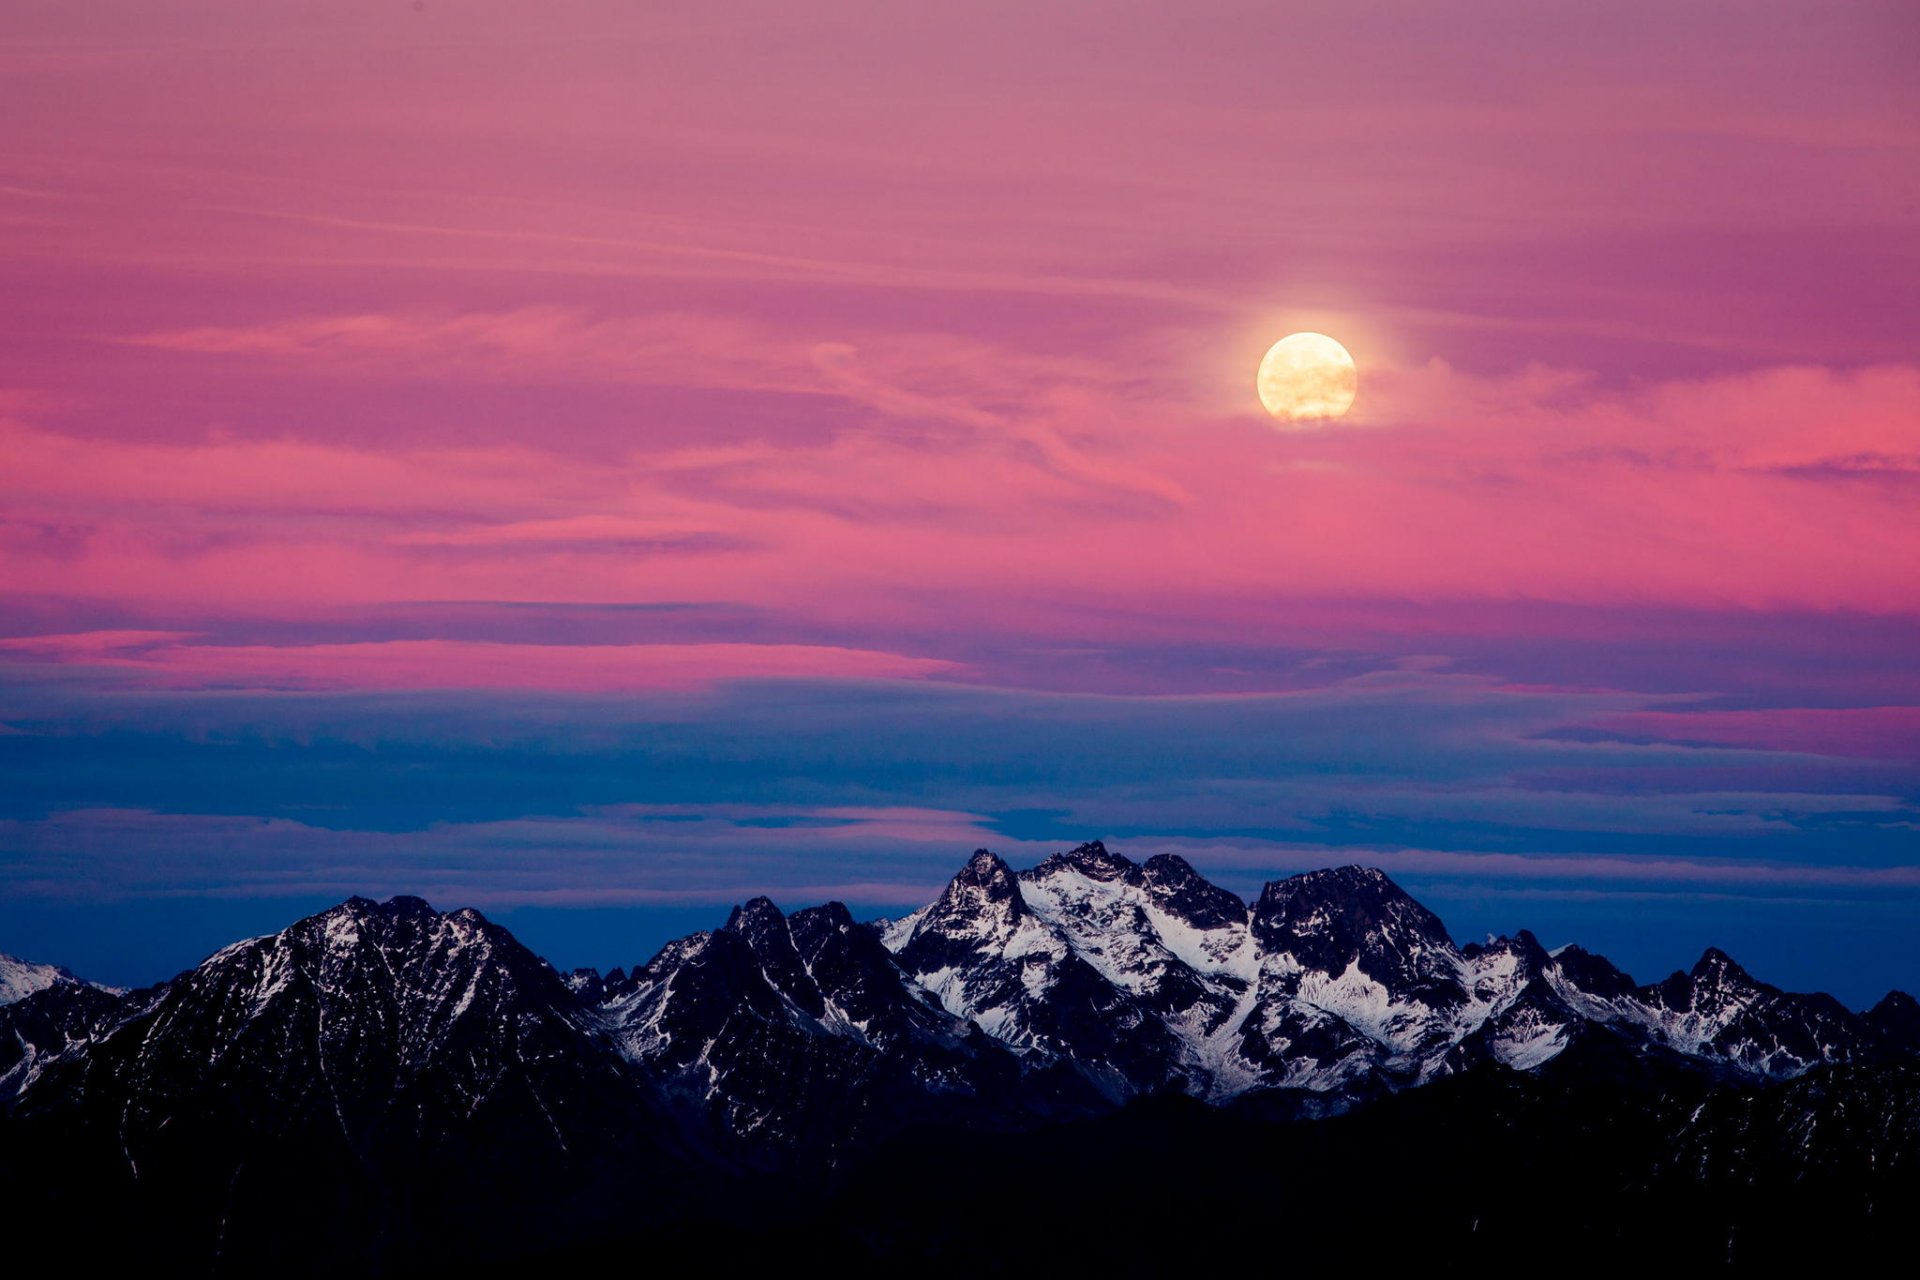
(4, 842, 1916, 1272)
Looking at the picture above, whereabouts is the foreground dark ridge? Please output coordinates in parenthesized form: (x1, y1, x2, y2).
(3, 844, 1917, 1273)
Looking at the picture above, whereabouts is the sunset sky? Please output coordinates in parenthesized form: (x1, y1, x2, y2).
(2, 1, 1916, 1002)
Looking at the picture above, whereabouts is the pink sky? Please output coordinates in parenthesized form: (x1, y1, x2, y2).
(2, 3, 1918, 998)
(0, 3, 1916, 823)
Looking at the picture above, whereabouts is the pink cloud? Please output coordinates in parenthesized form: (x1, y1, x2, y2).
(2, 355, 1917, 630)
(132, 308, 829, 394)
(388, 515, 736, 552)
(0, 1, 1914, 703)
(0, 630, 196, 657)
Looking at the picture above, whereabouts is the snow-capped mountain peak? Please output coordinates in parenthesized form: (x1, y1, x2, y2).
(0, 952, 95, 1006)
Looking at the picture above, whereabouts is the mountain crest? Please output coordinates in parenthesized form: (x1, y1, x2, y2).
(1032, 840, 1133, 880)
(1866, 991, 1920, 1054)
(1251, 864, 1456, 985)
(909, 848, 1026, 943)
(0, 952, 97, 1006)
(9, 847, 1914, 1181)
(724, 895, 788, 933)
(1138, 853, 1246, 929)
(957, 847, 1019, 887)
(1691, 945, 1756, 987)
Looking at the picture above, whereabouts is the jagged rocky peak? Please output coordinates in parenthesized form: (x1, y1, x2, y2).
(901, 849, 1026, 948)
(1653, 947, 1768, 1011)
(720, 895, 823, 1017)
(723, 894, 798, 963)
(780, 900, 990, 1047)
(1019, 842, 1251, 932)
(954, 847, 1022, 895)
(1691, 945, 1756, 989)
(331, 892, 437, 925)
(1633, 943, 1880, 1077)
(1506, 928, 1552, 967)
(202, 894, 563, 1014)
(283, 894, 494, 966)
(1548, 943, 1639, 998)
(784, 901, 874, 980)
(144, 892, 610, 1078)
(1030, 839, 1134, 880)
(1461, 927, 1551, 967)
(302, 895, 500, 962)
(1460, 928, 1553, 991)
(1139, 853, 1248, 929)
(725, 894, 787, 932)
(0, 951, 107, 1005)
(1252, 866, 1455, 974)
(564, 967, 608, 1001)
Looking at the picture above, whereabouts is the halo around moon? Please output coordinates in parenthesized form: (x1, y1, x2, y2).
(1257, 332, 1357, 422)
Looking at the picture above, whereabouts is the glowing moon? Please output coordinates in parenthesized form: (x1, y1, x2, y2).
(1257, 332, 1357, 422)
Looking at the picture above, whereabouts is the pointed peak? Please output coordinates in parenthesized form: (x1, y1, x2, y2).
(939, 850, 1022, 913)
(1548, 943, 1638, 997)
(1139, 853, 1246, 928)
(906, 849, 1025, 945)
(723, 895, 786, 933)
(1690, 946, 1753, 986)
(793, 900, 856, 929)
(1140, 852, 1200, 881)
(1865, 990, 1920, 1052)
(953, 848, 1017, 888)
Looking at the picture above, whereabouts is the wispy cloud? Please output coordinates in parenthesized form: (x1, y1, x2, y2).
(0, 632, 959, 692)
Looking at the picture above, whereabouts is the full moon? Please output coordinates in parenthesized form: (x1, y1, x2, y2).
(1257, 332, 1357, 422)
